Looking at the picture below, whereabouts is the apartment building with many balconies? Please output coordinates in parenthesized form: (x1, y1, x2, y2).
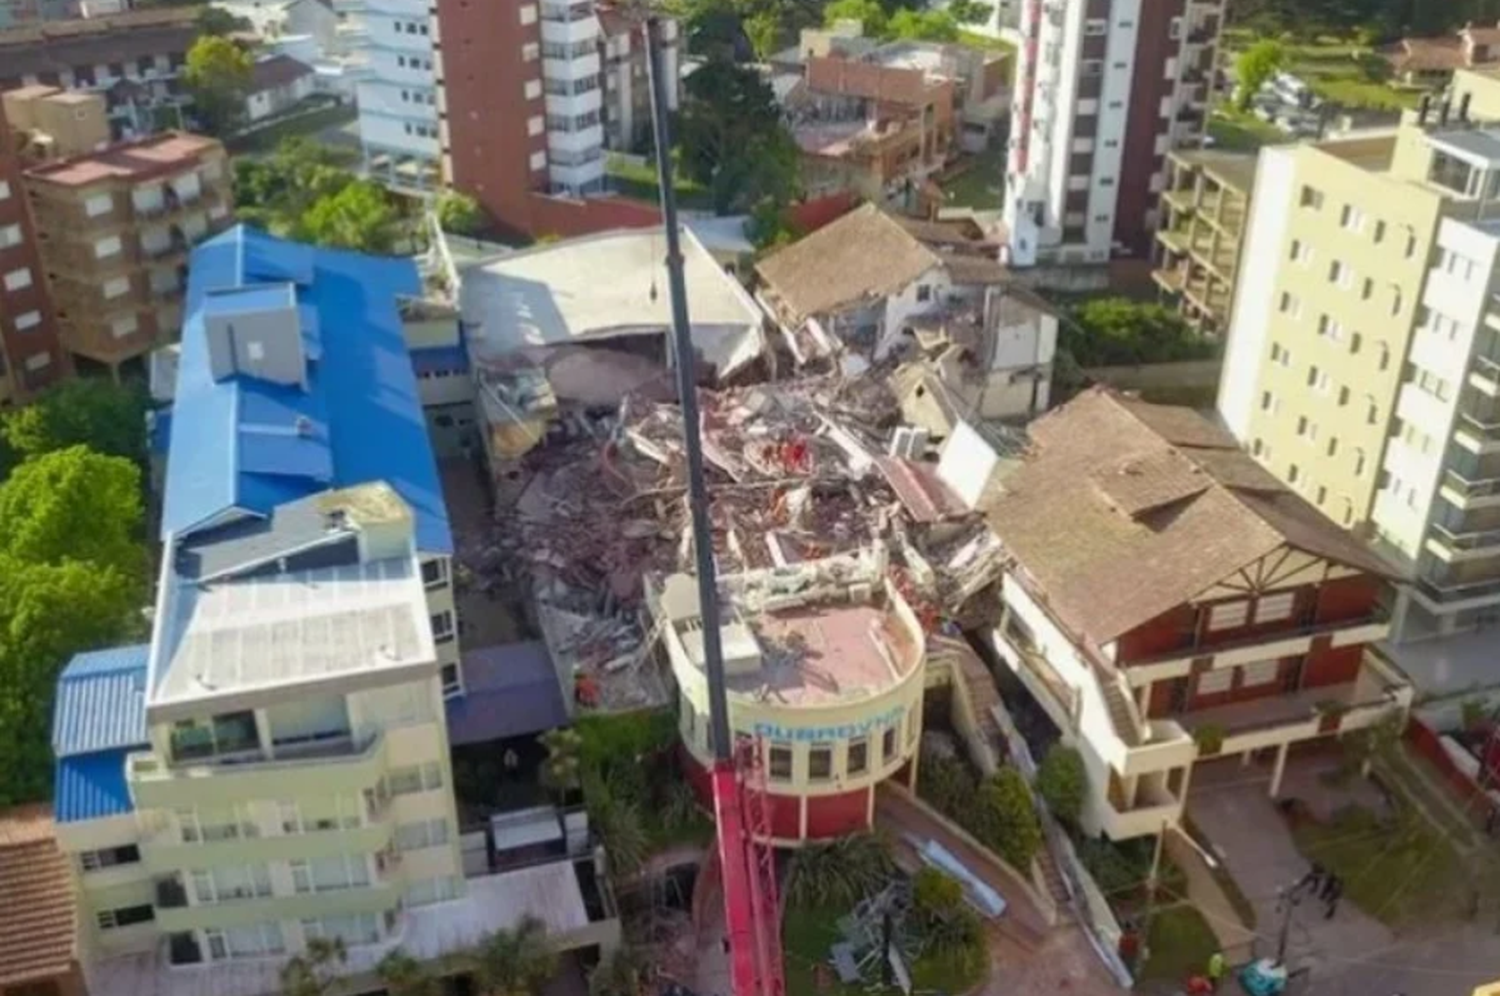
(434, 0, 667, 238)
(345, 0, 442, 191)
(982, 388, 1411, 840)
(22, 131, 231, 379)
(595, 2, 677, 154)
(1004, 0, 1223, 275)
(1216, 70, 1500, 663)
(0, 87, 66, 404)
(43, 226, 619, 995)
(1151, 148, 1254, 336)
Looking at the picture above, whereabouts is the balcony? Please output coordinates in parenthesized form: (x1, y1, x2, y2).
(1124, 609, 1390, 669)
(140, 818, 393, 873)
(1442, 467, 1500, 503)
(1472, 353, 1500, 395)
(1096, 779, 1182, 840)
(1429, 521, 1500, 554)
(155, 875, 189, 909)
(1415, 572, 1500, 605)
(154, 881, 399, 935)
(1456, 411, 1500, 453)
(128, 731, 386, 810)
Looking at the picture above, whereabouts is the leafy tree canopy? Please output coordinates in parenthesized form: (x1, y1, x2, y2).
(972, 768, 1043, 871)
(0, 446, 143, 579)
(436, 190, 489, 237)
(677, 58, 800, 214)
(1234, 38, 1286, 109)
(1229, 0, 1500, 42)
(1035, 745, 1088, 828)
(1, 378, 148, 467)
(888, 8, 959, 41)
(471, 915, 558, 996)
(824, 0, 888, 35)
(199, 5, 252, 35)
(293, 179, 400, 254)
(1062, 296, 1216, 367)
(182, 35, 253, 136)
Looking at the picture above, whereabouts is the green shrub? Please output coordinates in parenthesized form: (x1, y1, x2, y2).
(972, 769, 1043, 871)
(784, 832, 896, 907)
(1035, 746, 1088, 828)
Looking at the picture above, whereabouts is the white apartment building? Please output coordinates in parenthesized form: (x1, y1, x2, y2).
(540, 0, 607, 195)
(1004, 0, 1223, 272)
(342, 0, 441, 190)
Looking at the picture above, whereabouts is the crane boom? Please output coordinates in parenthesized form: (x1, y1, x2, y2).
(644, 22, 785, 996)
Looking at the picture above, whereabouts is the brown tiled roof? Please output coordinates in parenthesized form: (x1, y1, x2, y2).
(805, 55, 936, 106)
(983, 388, 1396, 645)
(249, 54, 314, 93)
(942, 253, 1010, 285)
(756, 203, 941, 321)
(0, 8, 197, 82)
(0, 805, 76, 987)
(1382, 37, 1467, 73)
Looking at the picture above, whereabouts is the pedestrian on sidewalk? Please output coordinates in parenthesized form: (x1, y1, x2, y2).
(1323, 876, 1343, 920)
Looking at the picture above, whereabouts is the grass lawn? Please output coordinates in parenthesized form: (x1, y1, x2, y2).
(606, 153, 715, 211)
(1207, 107, 1286, 151)
(783, 903, 986, 996)
(1289, 804, 1462, 925)
(228, 101, 359, 157)
(939, 146, 1005, 211)
(1281, 41, 1423, 113)
(1140, 905, 1219, 983)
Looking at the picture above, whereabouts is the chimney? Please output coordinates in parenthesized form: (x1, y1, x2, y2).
(1440, 97, 1453, 126)
(1460, 91, 1473, 122)
(1419, 93, 1432, 125)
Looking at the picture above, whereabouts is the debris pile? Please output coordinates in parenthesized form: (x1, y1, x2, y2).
(475, 370, 1007, 712)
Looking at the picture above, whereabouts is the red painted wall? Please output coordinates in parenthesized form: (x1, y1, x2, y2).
(1312, 575, 1381, 623)
(1301, 643, 1362, 688)
(767, 793, 803, 841)
(804, 788, 871, 839)
(1116, 605, 1197, 661)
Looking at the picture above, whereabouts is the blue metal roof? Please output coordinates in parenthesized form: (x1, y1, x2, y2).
(55, 750, 134, 824)
(160, 226, 452, 554)
(52, 645, 150, 758)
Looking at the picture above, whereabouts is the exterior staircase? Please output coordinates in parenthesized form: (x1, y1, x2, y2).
(1098, 669, 1143, 747)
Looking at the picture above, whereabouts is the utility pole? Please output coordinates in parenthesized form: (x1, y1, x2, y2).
(1136, 820, 1167, 971)
(644, 17, 731, 763)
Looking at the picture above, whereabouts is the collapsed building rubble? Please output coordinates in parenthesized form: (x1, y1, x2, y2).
(471, 369, 1008, 713)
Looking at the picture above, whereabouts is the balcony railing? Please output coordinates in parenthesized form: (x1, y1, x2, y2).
(1474, 353, 1500, 384)
(1443, 467, 1500, 499)
(1458, 411, 1500, 441)
(1124, 608, 1388, 667)
(1430, 521, 1500, 553)
(1416, 573, 1500, 603)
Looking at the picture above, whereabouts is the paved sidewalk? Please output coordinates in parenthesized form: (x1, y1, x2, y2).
(1163, 830, 1254, 962)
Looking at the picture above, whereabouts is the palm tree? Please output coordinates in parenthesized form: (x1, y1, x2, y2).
(377, 947, 440, 996)
(538, 728, 583, 803)
(470, 915, 558, 996)
(280, 937, 347, 996)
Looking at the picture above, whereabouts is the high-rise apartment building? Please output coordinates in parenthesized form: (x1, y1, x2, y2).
(1004, 0, 1223, 271)
(0, 93, 65, 403)
(1219, 69, 1500, 647)
(433, 0, 670, 237)
(343, 0, 441, 190)
(1151, 148, 1255, 335)
(23, 131, 232, 378)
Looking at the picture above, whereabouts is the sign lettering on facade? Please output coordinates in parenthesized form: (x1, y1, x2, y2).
(751, 705, 907, 744)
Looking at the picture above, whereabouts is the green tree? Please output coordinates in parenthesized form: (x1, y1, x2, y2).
(1064, 297, 1212, 367)
(973, 768, 1043, 871)
(0, 446, 143, 578)
(1235, 38, 1286, 109)
(677, 59, 800, 214)
(470, 916, 558, 996)
(539, 726, 583, 801)
(947, 0, 992, 25)
(182, 35, 253, 136)
(1, 379, 148, 467)
(1035, 745, 1088, 828)
(743, 7, 784, 59)
(436, 190, 489, 237)
(376, 948, 440, 996)
(294, 180, 399, 254)
(824, 0, 887, 34)
(888, 8, 959, 41)
(280, 937, 347, 996)
(199, 5, 252, 35)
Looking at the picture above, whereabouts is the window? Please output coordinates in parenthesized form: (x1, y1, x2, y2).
(3, 267, 32, 291)
(0, 223, 19, 249)
(1354, 449, 1367, 477)
(1349, 333, 1362, 354)
(94, 234, 122, 259)
(525, 79, 542, 100)
(1289, 239, 1309, 264)
(847, 738, 869, 777)
(1080, 59, 1103, 76)
(302, 913, 380, 947)
(103, 275, 130, 299)
(1316, 485, 1328, 505)
(769, 744, 792, 781)
(80, 844, 141, 872)
(97, 905, 155, 930)
(1326, 436, 1339, 457)
(1240, 660, 1280, 687)
(1373, 220, 1386, 243)
(421, 558, 449, 589)
(404, 876, 460, 908)
(170, 711, 258, 760)
(430, 610, 455, 643)
(1278, 292, 1301, 319)
(190, 864, 272, 904)
(1317, 314, 1343, 342)
(1084, 17, 1107, 34)
(396, 818, 450, 851)
(522, 42, 539, 60)
(84, 193, 112, 217)
(1390, 287, 1403, 316)
(388, 761, 443, 796)
(1328, 260, 1351, 288)
(1260, 390, 1274, 412)
(1340, 204, 1365, 232)
(1404, 232, 1417, 259)
(291, 854, 371, 894)
(13, 310, 40, 331)
(1361, 277, 1373, 300)
(1288, 463, 1301, 484)
(1300, 185, 1324, 209)
(205, 923, 284, 960)
(882, 726, 897, 764)
(0, 180, 9, 200)
(1338, 385, 1350, 406)
(110, 313, 138, 339)
(915, 284, 932, 303)
(1254, 592, 1296, 623)
(1207, 601, 1248, 630)
(808, 744, 833, 781)
(1196, 668, 1233, 695)
(529, 150, 547, 171)
(441, 662, 461, 697)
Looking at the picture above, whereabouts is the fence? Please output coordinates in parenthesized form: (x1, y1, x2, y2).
(1082, 358, 1223, 393)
